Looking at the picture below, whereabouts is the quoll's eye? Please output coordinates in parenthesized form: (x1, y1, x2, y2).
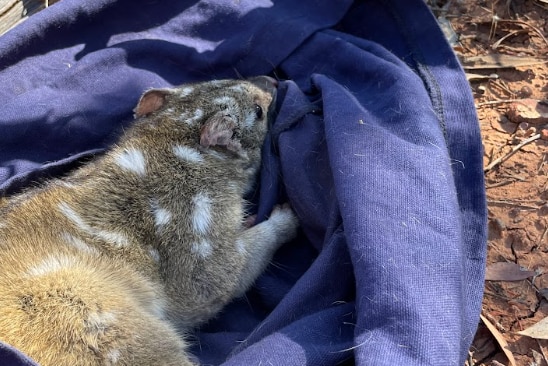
(254, 104, 263, 120)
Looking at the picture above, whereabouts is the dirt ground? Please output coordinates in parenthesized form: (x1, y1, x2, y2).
(429, 0, 548, 365)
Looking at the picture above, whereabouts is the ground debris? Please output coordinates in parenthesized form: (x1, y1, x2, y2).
(451, 0, 548, 365)
(507, 99, 548, 124)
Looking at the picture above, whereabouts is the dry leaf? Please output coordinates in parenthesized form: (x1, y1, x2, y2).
(518, 316, 548, 339)
(485, 262, 536, 281)
(480, 314, 517, 366)
(462, 54, 547, 70)
(507, 99, 548, 125)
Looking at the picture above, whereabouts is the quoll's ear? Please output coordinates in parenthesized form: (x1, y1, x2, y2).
(200, 111, 241, 152)
(133, 88, 171, 118)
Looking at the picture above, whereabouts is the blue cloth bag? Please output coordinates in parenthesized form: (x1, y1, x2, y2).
(0, 0, 486, 365)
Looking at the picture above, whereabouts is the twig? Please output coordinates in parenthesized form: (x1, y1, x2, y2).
(486, 180, 522, 189)
(533, 1, 548, 11)
(466, 351, 474, 366)
(500, 174, 526, 181)
(487, 199, 540, 210)
(538, 153, 548, 174)
(485, 173, 527, 189)
(484, 133, 541, 172)
(494, 79, 515, 97)
(476, 98, 523, 107)
(489, 14, 499, 41)
(498, 19, 548, 49)
(496, 45, 538, 55)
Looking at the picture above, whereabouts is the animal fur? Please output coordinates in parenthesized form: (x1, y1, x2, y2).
(0, 77, 298, 366)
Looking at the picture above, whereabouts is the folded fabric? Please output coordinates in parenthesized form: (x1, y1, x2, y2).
(0, 0, 486, 365)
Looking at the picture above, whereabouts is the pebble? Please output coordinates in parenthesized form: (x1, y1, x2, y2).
(519, 85, 533, 97)
(492, 217, 506, 231)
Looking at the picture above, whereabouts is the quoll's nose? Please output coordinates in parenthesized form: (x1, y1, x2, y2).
(249, 76, 278, 96)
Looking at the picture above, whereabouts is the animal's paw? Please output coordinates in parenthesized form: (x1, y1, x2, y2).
(267, 203, 299, 244)
(243, 214, 257, 228)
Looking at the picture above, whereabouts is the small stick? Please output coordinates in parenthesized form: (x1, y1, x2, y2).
(499, 19, 548, 48)
(476, 99, 523, 107)
(486, 199, 539, 210)
(467, 351, 474, 366)
(538, 153, 547, 174)
(484, 133, 541, 172)
(500, 174, 527, 181)
(490, 79, 515, 97)
(486, 180, 518, 189)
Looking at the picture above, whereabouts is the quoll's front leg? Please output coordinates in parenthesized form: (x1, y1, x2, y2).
(234, 204, 299, 297)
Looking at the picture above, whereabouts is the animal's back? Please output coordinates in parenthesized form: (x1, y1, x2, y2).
(0, 186, 192, 366)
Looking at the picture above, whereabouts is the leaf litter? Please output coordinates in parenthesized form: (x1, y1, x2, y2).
(428, 0, 548, 365)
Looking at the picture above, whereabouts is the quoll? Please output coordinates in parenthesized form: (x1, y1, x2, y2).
(0, 76, 299, 366)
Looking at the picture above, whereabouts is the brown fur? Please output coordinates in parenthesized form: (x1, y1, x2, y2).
(0, 77, 298, 365)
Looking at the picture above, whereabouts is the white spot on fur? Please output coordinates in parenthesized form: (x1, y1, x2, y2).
(58, 202, 90, 232)
(150, 200, 172, 227)
(148, 247, 161, 262)
(213, 96, 236, 107)
(172, 145, 204, 163)
(179, 87, 194, 97)
(87, 311, 117, 333)
(207, 150, 226, 160)
(227, 181, 241, 193)
(244, 112, 255, 128)
(191, 239, 213, 258)
(61, 232, 97, 254)
(155, 208, 172, 226)
(146, 296, 167, 320)
(191, 109, 203, 122)
(107, 349, 121, 365)
(179, 108, 204, 125)
(114, 147, 146, 176)
(228, 85, 244, 93)
(235, 239, 247, 254)
(94, 231, 130, 248)
(92, 311, 117, 323)
(27, 255, 76, 277)
(191, 193, 213, 235)
(58, 202, 130, 248)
